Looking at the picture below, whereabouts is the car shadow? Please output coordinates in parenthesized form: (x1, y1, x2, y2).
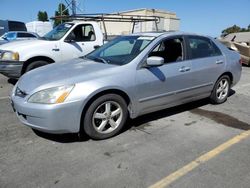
(33, 130, 90, 143)
(124, 98, 210, 132)
(33, 89, 236, 143)
(126, 89, 236, 131)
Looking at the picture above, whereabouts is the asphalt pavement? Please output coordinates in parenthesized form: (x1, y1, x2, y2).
(0, 67, 250, 188)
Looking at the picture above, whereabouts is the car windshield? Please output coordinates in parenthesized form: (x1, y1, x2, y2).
(42, 23, 73, 41)
(85, 35, 155, 66)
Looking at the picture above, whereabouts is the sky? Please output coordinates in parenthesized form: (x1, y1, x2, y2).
(0, 0, 249, 37)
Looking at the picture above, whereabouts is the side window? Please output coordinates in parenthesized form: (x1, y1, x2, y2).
(17, 33, 25, 38)
(25, 33, 36, 38)
(17, 33, 36, 38)
(188, 36, 222, 59)
(149, 37, 184, 63)
(82, 25, 96, 41)
(68, 24, 96, 42)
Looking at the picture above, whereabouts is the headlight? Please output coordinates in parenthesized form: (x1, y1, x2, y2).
(0, 51, 19, 61)
(28, 85, 74, 104)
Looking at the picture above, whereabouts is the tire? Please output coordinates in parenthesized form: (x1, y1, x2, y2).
(82, 94, 128, 140)
(210, 75, 230, 104)
(25, 60, 49, 73)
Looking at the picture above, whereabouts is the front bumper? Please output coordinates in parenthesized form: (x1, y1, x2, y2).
(11, 94, 84, 134)
(0, 60, 24, 78)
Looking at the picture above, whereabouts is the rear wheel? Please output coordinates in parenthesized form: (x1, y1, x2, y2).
(210, 75, 230, 104)
(82, 94, 128, 140)
(25, 60, 49, 73)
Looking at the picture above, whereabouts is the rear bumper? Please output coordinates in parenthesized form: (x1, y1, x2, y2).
(0, 61, 23, 78)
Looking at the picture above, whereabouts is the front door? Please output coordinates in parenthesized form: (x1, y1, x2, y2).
(60, 24, 99, 60)
(136, 37, 194, 115)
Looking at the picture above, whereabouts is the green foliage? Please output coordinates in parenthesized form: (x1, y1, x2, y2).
(222, 24, 250, 35)
(37, 11, 48, 22)
(54, 3, 70, 27)
(222, 25, 241, 35)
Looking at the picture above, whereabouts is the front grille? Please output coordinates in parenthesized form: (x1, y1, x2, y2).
(15, 87, 27, 98)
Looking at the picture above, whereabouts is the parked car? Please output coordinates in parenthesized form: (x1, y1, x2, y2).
(10, 32, 242, 139)
(0, 31, 39, 45)
(0, 14, 161, 79)
(0, 21, 104, 78)
(0, 20, 27, 36)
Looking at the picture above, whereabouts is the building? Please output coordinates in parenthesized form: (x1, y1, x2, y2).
(99, 8, 180, 36)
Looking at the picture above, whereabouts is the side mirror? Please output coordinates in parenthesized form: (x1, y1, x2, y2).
(94, 45, 100, 49)
(64, 33, 76, 43)
(64, 38, 75, 43)
(146, 56, 164, 67)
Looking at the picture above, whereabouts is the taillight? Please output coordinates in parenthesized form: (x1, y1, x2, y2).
(239, 58, 243, 65)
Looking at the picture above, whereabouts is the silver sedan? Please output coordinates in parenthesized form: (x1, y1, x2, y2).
(11, 32, 242, 139)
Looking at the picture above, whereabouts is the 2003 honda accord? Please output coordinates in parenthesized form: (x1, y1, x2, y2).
(11, 32, 242, 139)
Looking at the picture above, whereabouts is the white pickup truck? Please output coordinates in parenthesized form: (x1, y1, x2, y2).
(0, 21, 104, 78)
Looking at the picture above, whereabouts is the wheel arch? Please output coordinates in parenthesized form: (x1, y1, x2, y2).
(79, 89, 132, 132)
(219, 72, 233, 85)
(21, 56, 55, 74)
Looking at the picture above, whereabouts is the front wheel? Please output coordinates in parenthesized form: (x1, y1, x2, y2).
(210, 75, 230, 104)
(82, 94, 128, 140)
(25, 60, 49, 73)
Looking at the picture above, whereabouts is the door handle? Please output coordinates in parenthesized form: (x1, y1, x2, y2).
(216, 60, 224, 64)
(179, 66, 191, 72)
(52, 48, 60, 52)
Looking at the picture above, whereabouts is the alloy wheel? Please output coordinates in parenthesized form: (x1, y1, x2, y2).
(216, 78, 229, 100)
(92, 101, 123, 134)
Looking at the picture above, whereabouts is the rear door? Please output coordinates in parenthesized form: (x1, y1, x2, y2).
(186, 36, 225, 94)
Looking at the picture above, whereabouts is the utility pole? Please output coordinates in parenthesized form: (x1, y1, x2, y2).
(72, 0, 77, 16)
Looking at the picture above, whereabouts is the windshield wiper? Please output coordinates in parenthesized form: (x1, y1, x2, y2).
(92, 57, 109, 64)
(40, 37, 48, 40)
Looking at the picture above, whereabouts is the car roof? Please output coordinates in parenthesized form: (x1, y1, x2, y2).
(130, 31, 209, 39)
(4, 31, 39, 36)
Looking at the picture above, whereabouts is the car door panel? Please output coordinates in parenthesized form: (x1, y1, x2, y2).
(186, 36, 226, 95)
(136, 60, 193, 115)
(60, 24, 99, 60)
(191, 56, 226, 95)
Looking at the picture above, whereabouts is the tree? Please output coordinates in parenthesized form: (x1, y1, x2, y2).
(221, 24, 250, 36)
(222, 25, 241, 35)
(54, 3, 70, 27)
(37, 11, 48, 22)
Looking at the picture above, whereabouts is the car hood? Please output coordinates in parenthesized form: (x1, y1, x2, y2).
(0, 39, 8, 45)
(17, 58, 117, 94)
(0, 39, 52, 51)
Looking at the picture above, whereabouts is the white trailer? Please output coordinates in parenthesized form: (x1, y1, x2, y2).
(26, 21, 53, 36)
